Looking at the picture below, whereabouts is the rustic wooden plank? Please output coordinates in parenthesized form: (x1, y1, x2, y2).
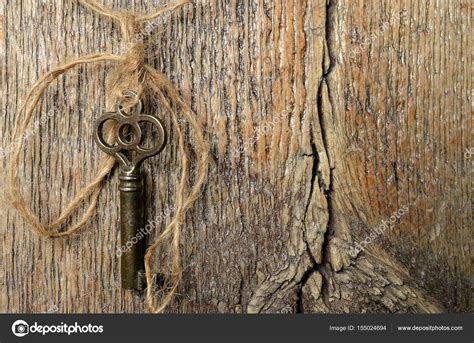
(0, 0, 470, 314)
(330, 0, 471, 312)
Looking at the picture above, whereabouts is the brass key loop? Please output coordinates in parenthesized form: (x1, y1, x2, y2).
(93, 90, 167, 291)
(94, 91, 167, 174)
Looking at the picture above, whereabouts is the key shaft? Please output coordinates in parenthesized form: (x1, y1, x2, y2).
(119, 170, 146, 290)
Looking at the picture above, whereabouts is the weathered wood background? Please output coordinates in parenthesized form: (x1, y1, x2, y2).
(1, 0, 471, 313)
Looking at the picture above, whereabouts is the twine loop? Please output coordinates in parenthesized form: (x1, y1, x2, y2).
(7, 0, 209, 313)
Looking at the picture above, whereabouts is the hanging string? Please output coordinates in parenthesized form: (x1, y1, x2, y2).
(7, 0, 209, 313)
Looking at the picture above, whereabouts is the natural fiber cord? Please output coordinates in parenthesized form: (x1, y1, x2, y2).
(7, 0, 209, 313)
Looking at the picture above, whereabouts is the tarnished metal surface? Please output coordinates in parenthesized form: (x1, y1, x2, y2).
(94, 91, 166, 290)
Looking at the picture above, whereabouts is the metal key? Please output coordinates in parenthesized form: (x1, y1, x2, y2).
(94, 91, 166, 291)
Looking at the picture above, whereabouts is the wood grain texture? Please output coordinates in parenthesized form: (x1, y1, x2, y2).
(0, 0, 470, 313)
(329, 0, 471, 312)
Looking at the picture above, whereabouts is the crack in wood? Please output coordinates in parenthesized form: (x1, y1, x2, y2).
(297, 0, 336, 313)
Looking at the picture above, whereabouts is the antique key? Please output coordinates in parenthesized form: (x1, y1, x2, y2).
(94, 91, 166, 291)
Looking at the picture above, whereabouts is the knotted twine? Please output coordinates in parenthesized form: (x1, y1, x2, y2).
(7, 0, 209, 313)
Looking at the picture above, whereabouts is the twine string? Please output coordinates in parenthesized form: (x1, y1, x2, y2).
(7, 0, 209, 313)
